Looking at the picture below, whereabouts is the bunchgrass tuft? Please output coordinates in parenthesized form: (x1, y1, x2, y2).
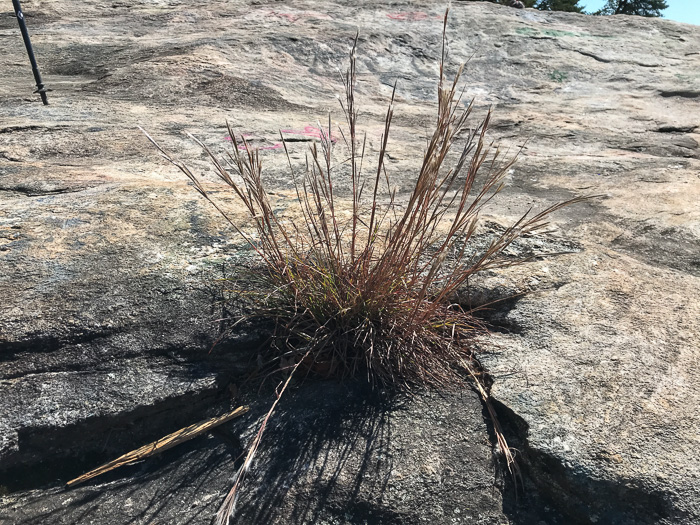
(143, 37, 582, 389)
(142, 13, 587, 522)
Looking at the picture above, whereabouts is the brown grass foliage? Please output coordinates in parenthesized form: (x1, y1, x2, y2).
(144, 34, 580, 390)
(143, 17, 586, 521)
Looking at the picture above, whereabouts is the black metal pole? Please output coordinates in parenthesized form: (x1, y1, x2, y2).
(12, 0, 48, 105)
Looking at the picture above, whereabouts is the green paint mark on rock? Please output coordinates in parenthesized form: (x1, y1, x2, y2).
(549, 70, 568, 83)
(542, 29, 578, 37)
(516, 27, 614, 39)
(516, 27, 539, 36)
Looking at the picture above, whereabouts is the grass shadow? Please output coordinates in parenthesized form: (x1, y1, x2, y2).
(234, 379, 409, 524)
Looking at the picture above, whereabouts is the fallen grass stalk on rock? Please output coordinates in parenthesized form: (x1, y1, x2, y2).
(66, 405, 249, 488)
(143, 12, 587, 523)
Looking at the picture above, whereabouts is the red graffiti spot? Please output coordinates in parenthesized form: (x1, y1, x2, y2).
(272, 11, 300, 22)
(235, 142, 282, 151)
(224, 125, 336, 151)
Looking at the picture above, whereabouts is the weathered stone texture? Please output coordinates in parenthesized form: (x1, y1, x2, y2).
(1, 0, 698, 523)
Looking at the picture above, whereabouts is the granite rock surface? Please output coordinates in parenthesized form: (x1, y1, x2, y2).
(1, 0, 698, 523)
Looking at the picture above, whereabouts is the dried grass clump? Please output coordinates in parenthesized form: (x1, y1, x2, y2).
(144, 38, 578, 389)
(143, 15, 585, 522)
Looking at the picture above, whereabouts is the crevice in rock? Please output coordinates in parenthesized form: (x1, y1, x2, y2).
(279, 137, 316, 142)
(659, 90, 700, 99)
(571, 49, 612, 63)
(0, 185, 90, 197)
(0, 125, 68, 134)
(469, 292, 525, 335)
(0, 152, 22, 162)
(562, 47, 660, 68)
(656, 125, 698, 133)
(492, 398, 674, 525)
(0, 329, 121, 362)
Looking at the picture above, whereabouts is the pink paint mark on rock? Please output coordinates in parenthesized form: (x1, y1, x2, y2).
(273, 11, 300, 22)
(281, 125, 337, 143)
(236, 142, 283, 151)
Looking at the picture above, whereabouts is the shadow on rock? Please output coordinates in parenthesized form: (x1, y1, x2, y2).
(3, 432, 243, 525)
(234, 379, 507, 524)
(235, 381, 403, 524)
(2, 380, 507, 524)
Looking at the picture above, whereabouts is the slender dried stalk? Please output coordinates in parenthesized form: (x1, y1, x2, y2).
(66, 406, 249, 488)
(215, 353, 308, 525)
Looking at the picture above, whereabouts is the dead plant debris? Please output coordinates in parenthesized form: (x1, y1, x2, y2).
(66, 405, 249, 488)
